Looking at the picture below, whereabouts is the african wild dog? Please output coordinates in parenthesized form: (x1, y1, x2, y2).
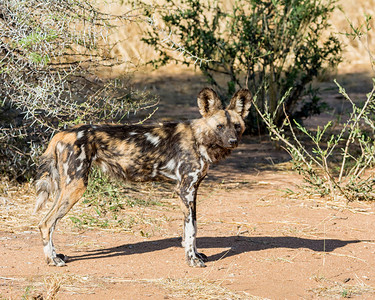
(34, 87, 252, 267)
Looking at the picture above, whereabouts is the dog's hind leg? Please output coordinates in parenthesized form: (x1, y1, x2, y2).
(38, 178, 87, 266)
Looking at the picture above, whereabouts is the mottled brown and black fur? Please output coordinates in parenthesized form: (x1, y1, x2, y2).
(35, 88, 252, 267)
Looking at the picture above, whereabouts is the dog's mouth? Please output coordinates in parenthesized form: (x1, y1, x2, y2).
(226, 144, 238, 149)
(214, 143, 237, 150)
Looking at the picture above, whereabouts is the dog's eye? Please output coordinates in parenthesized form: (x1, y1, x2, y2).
(217, 124, 224, 130)
(235, 123, 242, 131)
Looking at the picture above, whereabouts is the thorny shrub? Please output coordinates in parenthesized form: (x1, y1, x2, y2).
(0, 0, 157, 181)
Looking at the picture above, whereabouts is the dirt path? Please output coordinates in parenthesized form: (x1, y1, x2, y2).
(2, 71, 375, 299)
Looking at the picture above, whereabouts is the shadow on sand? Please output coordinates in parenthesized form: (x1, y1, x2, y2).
(68, 235, 364, 263)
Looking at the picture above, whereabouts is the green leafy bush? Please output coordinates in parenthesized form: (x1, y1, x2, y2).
(141, 0, 342, 132)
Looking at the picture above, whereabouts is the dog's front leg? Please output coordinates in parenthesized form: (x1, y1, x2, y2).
(179, 178, 207, 267)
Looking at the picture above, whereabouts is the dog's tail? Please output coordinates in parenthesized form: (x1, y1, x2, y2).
(34, 135, 60, 213)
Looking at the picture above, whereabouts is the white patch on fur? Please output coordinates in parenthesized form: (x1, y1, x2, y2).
(34, 190, 49, 213)
(51, 164, 59, 192)
(199, 158, 206, 171)
(63, 161, 69, 176)
(159, 171, 178, 180)
(236, 98, 244, 113)
(43, 225, 56, 259)
(163, 159, 176, 171)
(77, 163, 83, 172)
(56, 142, 65, 153)
(208, 98, 216, 108)
(100, 162, 109, 173)
(185, 189, 195, 203)
(199, 145, 212, 162)
(175, 161, 182, 181)
(187, 173, 199, 191)
(77, 146, 86, 161)
(184, 211, 196, 255)
(152, 163, 158, 177)
(63, 152, 72, 184)
(43, 243, 53, 259)
(76, 130, 84, 140)
(129, 131, 137, 136)
(144, 132, 160, 146)
(187, 158, 207, 192)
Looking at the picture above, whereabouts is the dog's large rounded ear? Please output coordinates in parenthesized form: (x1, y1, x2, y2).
(197, 88, 222, 118)
(226, 89, 252, 119)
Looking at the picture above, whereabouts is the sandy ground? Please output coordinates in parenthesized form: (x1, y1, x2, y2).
(1, 71, 375, 299)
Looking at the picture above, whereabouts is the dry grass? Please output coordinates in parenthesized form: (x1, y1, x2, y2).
(8, 273, 260, 299)
(102, 276, 261, 300)
(43, 274, 64, 300)
(309, 269, 375, 298)
(156, 277, 259, 300)
(310, 280, 375, 298)
(0, 273, 100, 299)
(0, 181, 39, 233)
(23, 273, 102, 299)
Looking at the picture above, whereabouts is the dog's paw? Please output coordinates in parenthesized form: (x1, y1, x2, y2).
(196, 252, 208, 262)
(47, 253, 67, 267)
(187, 251, 207, 267)
(188, 256, 206, 268)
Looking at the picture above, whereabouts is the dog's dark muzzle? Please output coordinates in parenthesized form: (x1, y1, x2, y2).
(228, 138, 238, 148)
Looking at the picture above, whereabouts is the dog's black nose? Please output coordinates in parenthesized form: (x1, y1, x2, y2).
(229, 138, 238, 146)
